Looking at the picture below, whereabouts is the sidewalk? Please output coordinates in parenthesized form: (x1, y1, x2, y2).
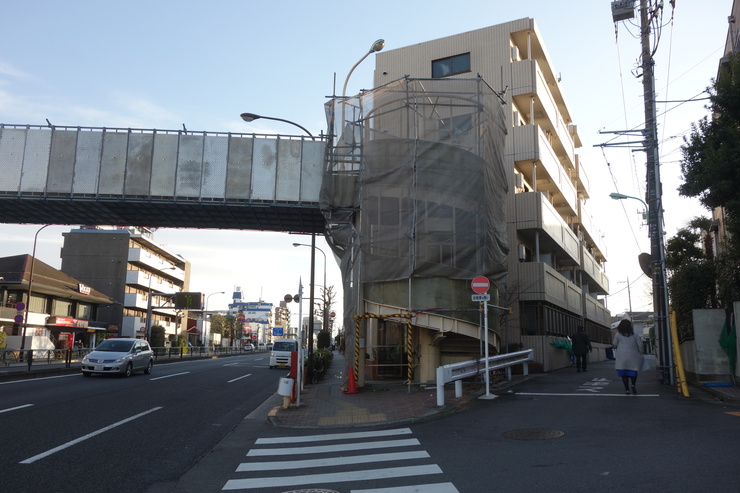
(266, 351, 533, 428)
(267, 352, 740, 428)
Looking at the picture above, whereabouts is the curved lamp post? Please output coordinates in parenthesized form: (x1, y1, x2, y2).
(609, 192, 648, 218)
(292, 236, 327, 383)
(240, 112, 315, 140)
(293, 242, 328, 336)
(20, 224, 51, 361)
(341, 39, 385, 98)
(204, 291, 225, 346)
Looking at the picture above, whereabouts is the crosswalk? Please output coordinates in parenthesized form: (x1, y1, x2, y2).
(221, 428, 459, 492)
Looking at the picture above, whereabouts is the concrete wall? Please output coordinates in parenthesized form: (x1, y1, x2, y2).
(680, 308, 731, 381)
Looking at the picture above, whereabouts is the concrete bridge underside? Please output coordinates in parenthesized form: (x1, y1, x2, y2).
(0, 125, 326, 233)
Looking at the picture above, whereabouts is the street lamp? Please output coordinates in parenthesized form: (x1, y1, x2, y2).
(239, 112, 315, 140)
(609, 192, 648, 218)
(145, 266, 176, 340)
(204, 291, 225, 347)
(293, 242, 328, 335)
(292, 235, 325, 382)
(20, 224, 50, 361)
(341, 39, 385, 98)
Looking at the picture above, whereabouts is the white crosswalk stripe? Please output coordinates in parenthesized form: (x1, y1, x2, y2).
(222, 427, 459, 492)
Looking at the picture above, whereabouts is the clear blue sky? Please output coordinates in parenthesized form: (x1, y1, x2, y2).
(0, 0, 731, 321)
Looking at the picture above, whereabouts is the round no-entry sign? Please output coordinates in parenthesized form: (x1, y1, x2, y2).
(471, 276, 490, 294)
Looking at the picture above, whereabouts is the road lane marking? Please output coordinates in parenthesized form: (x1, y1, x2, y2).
(517, 392, 659, 397)
(352, 483, 459, 493)
(227, 373, 252, 383)
(248, 438, 420, 456)
(0, 373, 79, 385)
(237, 451, 430, 472)
(149, 372, 190, 380)
(223, 464, 442, 490)
(0, 404, 33, 414)
(256, 428, 412, 444)
(20, 407, 162, 464)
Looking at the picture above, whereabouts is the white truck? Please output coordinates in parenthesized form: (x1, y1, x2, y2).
(269, 338, 298, 369)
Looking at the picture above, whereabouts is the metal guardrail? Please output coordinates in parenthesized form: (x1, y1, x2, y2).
(435, 349, 534, 406)
(0, 346, 269, 369)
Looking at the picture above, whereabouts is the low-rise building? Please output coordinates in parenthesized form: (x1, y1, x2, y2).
(0, 254, 113, 349)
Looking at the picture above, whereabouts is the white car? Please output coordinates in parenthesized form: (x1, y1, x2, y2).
(81, 338, 154, 377)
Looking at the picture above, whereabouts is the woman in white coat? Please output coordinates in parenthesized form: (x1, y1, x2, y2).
(613, 319, 644, 394)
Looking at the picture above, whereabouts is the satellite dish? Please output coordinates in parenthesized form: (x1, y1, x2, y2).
(638, 253, 652, 277)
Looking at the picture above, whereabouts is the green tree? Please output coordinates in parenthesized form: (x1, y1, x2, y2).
(223, 316, 242, 346)
(665, 218, 718, 341)
(209, 314, 226, 335)
(679, 52, 740, 260)
(150, 325, 166, 348)
(317, 330, 332, 349)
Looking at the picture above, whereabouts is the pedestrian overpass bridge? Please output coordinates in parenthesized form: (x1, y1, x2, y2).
(0, 124, 327, 233)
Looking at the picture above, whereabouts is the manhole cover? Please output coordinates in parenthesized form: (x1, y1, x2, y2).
(281, 490, 340, 493)
(503, 428, 565, 440)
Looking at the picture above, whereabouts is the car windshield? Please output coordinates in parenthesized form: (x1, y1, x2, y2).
(96, 340, 134, 352)
(273, 341, 296, 351)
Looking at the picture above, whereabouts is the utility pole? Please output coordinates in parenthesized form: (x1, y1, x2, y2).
(639, 0, 674, 385)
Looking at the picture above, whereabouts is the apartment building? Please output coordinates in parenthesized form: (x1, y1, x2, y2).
(370, 19, 611, 371)
(227, 289, 273, 345)
(60, 226, 190, 341)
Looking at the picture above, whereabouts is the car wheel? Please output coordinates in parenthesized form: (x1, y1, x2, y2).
(144, 360, 153, 375)
(123, 363, 133, 378)
(82, 371, 91, 377)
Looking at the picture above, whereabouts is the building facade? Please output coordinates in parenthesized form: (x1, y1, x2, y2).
(364, 18, 610, 374)
(227, 288, 273, 345)
(60, 226, 190, 341)
(0, 254, 113, 349)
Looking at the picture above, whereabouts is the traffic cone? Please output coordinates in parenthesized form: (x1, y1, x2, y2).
(345, 366, 359, 394)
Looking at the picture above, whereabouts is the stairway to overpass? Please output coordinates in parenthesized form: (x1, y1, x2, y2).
(0, 125, 327, 232)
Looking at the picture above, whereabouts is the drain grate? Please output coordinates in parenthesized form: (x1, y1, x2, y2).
(503, 428, 565, 440)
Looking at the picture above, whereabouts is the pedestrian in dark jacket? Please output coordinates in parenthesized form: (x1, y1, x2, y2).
(572, 325, 592, 372)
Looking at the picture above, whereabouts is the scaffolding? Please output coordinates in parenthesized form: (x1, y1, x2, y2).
(321, 77, 510, 382)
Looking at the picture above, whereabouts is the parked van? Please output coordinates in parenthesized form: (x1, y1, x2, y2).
(269, 338, 298, 369)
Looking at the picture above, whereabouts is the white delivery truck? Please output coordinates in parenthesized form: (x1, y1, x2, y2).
(269, 338, 298, 369)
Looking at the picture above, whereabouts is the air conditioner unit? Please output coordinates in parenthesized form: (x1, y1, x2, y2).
(515, 173, 524, 188)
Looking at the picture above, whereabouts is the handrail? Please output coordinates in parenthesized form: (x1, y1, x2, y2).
(436, 349, 534, 406)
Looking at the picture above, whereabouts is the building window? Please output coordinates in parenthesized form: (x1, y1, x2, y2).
(432, 53, 471, 78)
(438, 114, 473, 141)
(52, 299, 73, 317)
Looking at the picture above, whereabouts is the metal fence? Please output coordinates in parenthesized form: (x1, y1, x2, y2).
(0, 345, 268, 370)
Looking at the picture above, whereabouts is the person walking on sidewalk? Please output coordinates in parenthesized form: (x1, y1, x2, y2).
(613, 319, 644, 394)
(572, 325, 592, 372)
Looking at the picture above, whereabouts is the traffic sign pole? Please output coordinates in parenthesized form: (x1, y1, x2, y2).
(471, 275, 496, 401)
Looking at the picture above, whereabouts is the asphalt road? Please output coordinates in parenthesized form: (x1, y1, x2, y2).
(0, 352, 281, 493)
(3, 357, 739, 492)
(171, 359, 740, 493)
